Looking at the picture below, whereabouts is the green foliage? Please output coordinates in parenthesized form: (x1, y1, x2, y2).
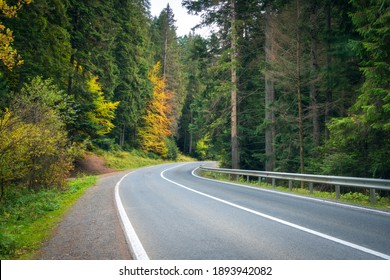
(0, 77, 77, 195)
(111, 0, 152, 146)
(0, 175, 97, 259)
(4, 0, 72, 86)
(323, 0, 390, 178)
(152, 4, 186, 136)
(86, 76, 119, 136)
(195, 135, 212, 160)
(165, 137, 179, 160)
(17, 76, 77, 125)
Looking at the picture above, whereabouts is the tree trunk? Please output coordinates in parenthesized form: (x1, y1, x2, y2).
(189, 111, 193, 154)
(265, 5, 275, 172)
(310, 0, 320, 147)
(119, 124, 125, 147)
(296, 0, 305, 176)
(163, 29, 168, 77)
(325, 0, 333, 140)
(231, 0, 239, 169)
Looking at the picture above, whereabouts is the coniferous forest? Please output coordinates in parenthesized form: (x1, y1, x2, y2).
(1, 0, 389, 196)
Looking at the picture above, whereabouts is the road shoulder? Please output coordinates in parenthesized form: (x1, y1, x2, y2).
(37, 171, 132, 260)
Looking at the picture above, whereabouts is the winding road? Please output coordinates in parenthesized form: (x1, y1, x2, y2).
(116, 162, 390, 260)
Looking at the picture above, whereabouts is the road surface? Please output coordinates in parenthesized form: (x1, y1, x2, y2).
(117, 162, 390, 260)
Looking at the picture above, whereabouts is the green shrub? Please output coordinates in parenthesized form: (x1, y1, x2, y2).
(165, 137, 179, 160)
(0, 77, 76, 196)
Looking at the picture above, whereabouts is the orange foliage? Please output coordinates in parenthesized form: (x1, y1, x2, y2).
(139, 62, 173, 157)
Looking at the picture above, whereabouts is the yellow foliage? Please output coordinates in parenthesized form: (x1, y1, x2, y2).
(0, 108, 74, 189)
(0, 0, 31, 69)
(138, 62, 173, 157)
(87, 76, 119, 135)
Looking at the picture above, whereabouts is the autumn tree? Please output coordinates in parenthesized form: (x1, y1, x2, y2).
(152, 4, 186, 136)
(0, 0, 31, 69)
(87, 76, 119, 136)
(138, 62, 173, 158)
(0, 77, 77, 195)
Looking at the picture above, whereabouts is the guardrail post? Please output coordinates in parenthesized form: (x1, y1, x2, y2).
(247, 175, 249, 183)
(335, 185, 340, 199)
(370, 189, 376, 204)
(309, 182, 313, 194)
(258, 177, 261, 185)
(289, 180, 292, 191)
(272, 178, 276, 189)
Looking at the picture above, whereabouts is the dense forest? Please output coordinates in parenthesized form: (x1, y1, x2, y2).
(0, 0, 389, 194)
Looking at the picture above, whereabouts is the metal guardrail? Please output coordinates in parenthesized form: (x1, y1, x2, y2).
(199, 166, 390, 204)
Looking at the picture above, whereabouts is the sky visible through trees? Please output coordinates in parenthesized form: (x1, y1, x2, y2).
(1, 0, 389, 193)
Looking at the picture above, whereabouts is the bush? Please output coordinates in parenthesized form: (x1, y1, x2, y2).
(92, 137, 119, 151)
(0, 232, 16, 258)
(165, 137, 179, 160)
(0, 77, 76, 196)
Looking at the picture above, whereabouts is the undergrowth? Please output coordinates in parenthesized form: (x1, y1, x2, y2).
(0, 176, 97, 259)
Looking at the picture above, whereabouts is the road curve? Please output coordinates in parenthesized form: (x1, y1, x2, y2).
(117, 162, 390, 260)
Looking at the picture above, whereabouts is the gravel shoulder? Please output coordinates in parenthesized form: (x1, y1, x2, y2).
(37, 171, 133, 260)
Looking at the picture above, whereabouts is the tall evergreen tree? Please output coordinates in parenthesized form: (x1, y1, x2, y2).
(112, 0, 152, 147)
(323, 0, 390, 178)
(3, 0, 72, 89)
(183, 0, 241, 168)
(152, 4, 185, 136)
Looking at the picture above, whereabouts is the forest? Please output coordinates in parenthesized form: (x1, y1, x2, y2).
(0, 0, 389, 196)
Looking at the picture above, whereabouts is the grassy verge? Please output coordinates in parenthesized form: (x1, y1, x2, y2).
(199, 171, 390, 211)
(99, 149, 195, 170)
(0, 176, 97, 259)
(0, 150, 196, 260)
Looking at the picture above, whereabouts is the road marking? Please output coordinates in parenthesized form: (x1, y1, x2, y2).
(115, 171, 150, 260)
(161, 164, 390, 260)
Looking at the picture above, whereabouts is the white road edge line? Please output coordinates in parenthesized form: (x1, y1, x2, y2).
(115, 171, 150, 260)
(160, 164, 390, 260)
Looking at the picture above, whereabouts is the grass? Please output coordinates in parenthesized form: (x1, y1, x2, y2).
(0, 149, 196, 260)
(199, 171, 390, 211)
(100, 149, 195, 170)
(0, 176, 97, 259)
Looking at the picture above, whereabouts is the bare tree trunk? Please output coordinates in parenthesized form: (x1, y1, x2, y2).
(189, 111, 193, 154)
(163, 30, 168, 77)
(310, 0, 320, 147)
(265, 5, 275, 172)
(231, 0, 239, 169)
(119, 124, 125, 147)
(296, 0, 305, 176)
(325, 0, 333, 140)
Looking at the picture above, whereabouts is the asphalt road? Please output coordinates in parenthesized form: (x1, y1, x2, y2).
(117, 162, 390, 260)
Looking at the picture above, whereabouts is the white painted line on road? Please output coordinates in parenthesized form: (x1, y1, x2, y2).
(161, 164, 390, 260)
(115, 171, 150, 260)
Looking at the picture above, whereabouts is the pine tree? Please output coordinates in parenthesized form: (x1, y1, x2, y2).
(112, 0, 152, 146)
(152, 4, 185, 136)
(323, 0, 390, 178)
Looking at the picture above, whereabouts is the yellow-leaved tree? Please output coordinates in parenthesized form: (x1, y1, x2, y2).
(87, 76, 120, 136)
(0, 0, 31, 69)
(139, 62, 172, 157)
